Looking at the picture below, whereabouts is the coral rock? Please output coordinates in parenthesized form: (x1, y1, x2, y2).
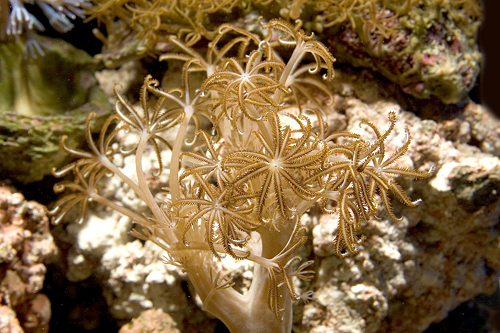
(0, 186, 57, 332)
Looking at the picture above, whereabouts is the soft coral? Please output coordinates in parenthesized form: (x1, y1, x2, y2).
(2, 0, 90, 57)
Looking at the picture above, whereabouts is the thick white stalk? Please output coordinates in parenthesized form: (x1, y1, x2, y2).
(134, 132, 177, 243)
(169, 105, 194, 201)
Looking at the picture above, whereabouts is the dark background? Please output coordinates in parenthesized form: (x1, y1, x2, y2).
(477, 0, 500, 118)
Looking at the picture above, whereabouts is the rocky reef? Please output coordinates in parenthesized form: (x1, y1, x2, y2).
(0, 0, 494, 332)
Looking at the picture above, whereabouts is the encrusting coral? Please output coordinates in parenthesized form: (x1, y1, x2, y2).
(81, 0, 482, 104)
(316, 0, 483, 103)
(50, 18, 432, 332)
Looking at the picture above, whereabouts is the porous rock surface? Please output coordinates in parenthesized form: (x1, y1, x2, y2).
(293, 72, 500, 333)
(0, 186, 57, 333)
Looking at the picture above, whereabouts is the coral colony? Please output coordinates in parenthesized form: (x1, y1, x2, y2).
(50, 19, 432, 332)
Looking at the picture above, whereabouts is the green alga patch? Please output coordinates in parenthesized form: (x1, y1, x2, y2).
(0, 86, 112, 183)
(0, 36, 97, 116)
